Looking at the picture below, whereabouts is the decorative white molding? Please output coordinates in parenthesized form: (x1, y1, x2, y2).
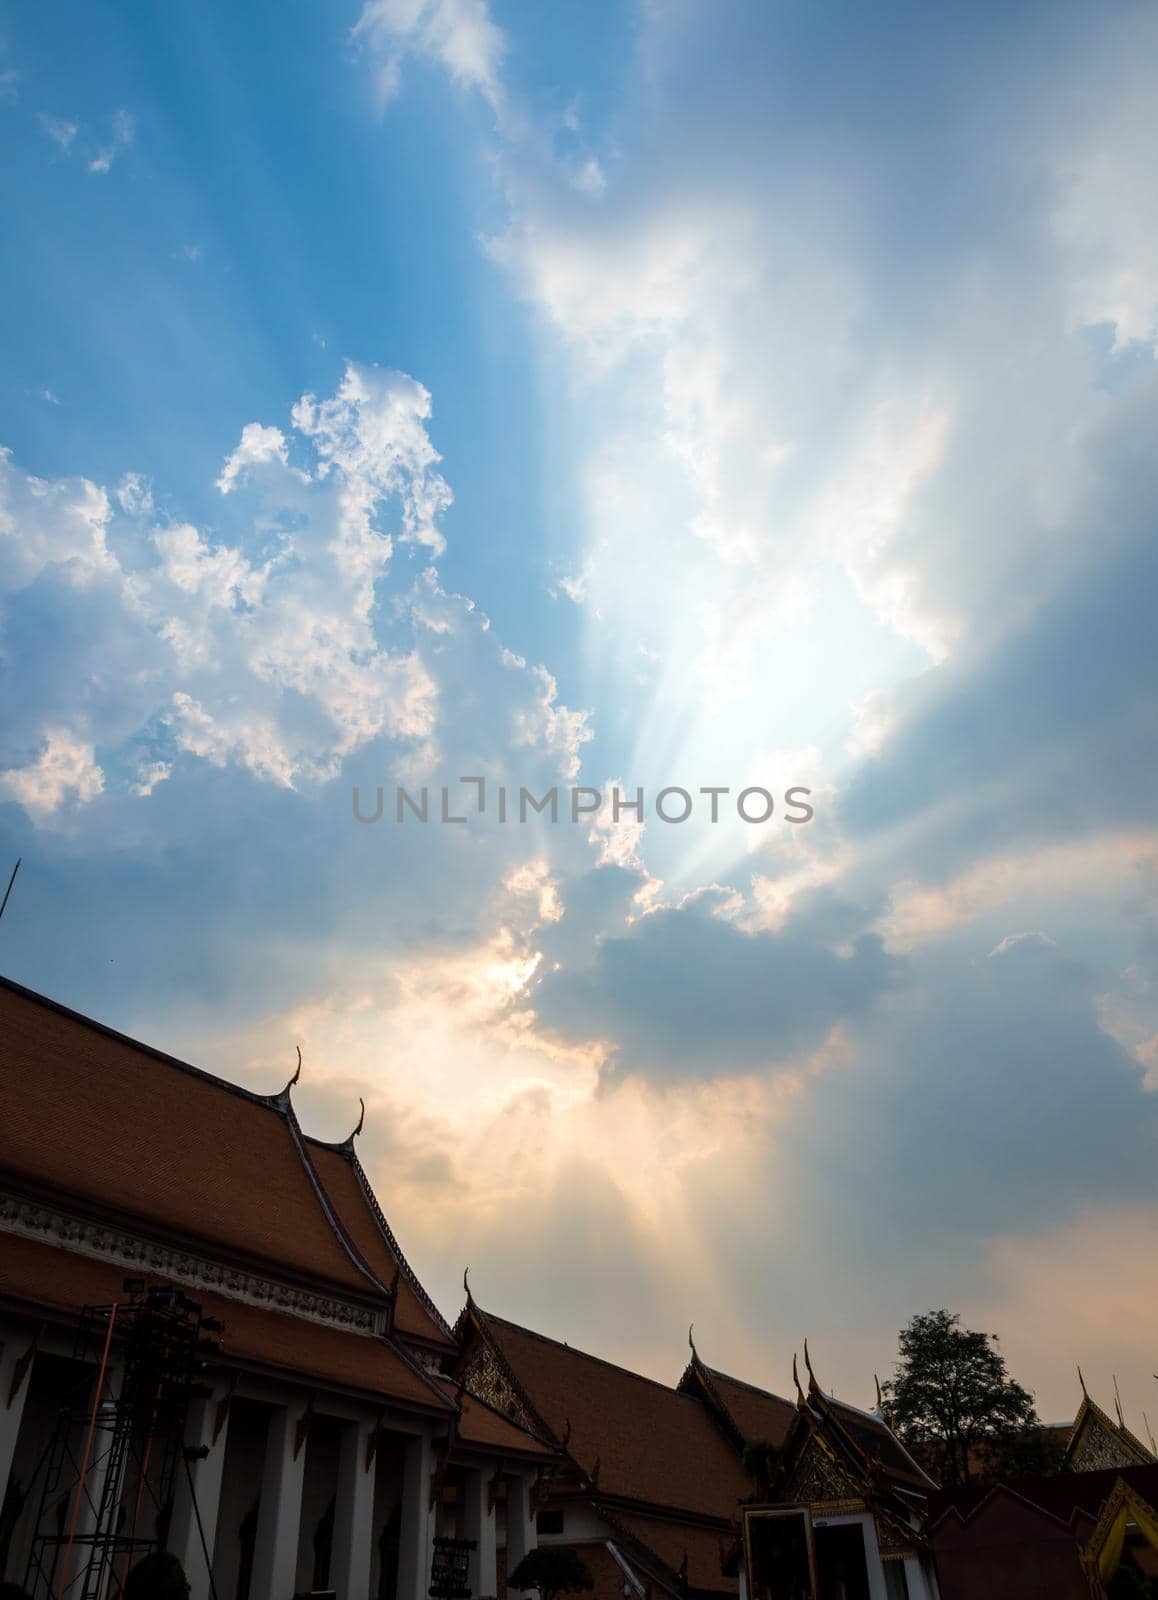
(0, 1192, 385, 1336)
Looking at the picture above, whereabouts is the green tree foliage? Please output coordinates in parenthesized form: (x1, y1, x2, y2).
(508, 1545, 596, 1600)
(883, 1310, 1039, 1488)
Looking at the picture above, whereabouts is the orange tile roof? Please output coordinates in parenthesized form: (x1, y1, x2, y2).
(0, 1231, 451, 1411)
(695, 1367, 796, 1450)
(818, 1394, 937, 1490)
(426, 1376, 557, 1458)
(478, 1312, 751, 1520)
(0, 979, 383, 1297)
(307, 1139, 455, 1350)
(602, 1508, 735, 1597)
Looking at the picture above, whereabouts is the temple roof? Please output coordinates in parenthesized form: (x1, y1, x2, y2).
(0, 1231, 451, 1412)
(0, 977, 391, 1299)
(426, 1376, 558, 1459)
(460, 1304, 752, 1521)
(814, 1390, 937, 1491)
(600, 1508, 735, 1598)
(306, 1137, 456, 1352)
(678, 1354, 796, 1452)
(1064, 1383, 1157, 1471)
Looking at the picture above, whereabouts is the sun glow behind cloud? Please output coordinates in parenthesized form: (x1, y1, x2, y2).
(2, 0, 1158, 1425)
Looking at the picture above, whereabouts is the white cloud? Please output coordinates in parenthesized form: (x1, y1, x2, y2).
(38, 113, 77, 151)
(352, 0, 505, 110)
(512, 664, 592, 781)
(215, 423, 291, 494)
(115, 472, 154, 516)
(0, 449, 117, 588)
(570, 158, 606, 197)
(292, 362, 452, 562)
(88, 108, 134, 174)
(0, 362, 600, 814)
(0, 729, 104, 820)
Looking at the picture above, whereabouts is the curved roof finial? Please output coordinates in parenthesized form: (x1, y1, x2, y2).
(688, 1323, 698, 1359)
(463, 1265, 473, 1304)
(792, 1352, 806, 1406)
(350, 1096, 365, 1140)
(271, 1045, 303, 1108)
(1078, 1364, 1088, 1400)
(803, 1337, 819, 1393)
(874, 1373, 883, 1411)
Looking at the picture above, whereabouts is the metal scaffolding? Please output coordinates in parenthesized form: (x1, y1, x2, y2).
(23, 1280, 222, 1600)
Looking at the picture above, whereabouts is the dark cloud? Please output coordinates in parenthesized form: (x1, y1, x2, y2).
(530, 896, 901, 1078)
(783, 931, 1158, 1248)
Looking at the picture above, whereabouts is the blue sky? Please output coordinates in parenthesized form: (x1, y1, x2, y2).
(2, 0, 1157, 1430)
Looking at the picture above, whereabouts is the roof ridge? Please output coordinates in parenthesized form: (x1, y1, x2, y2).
(283, 1105, 396, 1302)
(707, 1366, 794, 1405)
(435, 1373, 559, 1448)
(486, 1312, 703, 1399)
(0, 975, 283, 1106)
(1069, 1393, 1157, 1467)
(345, 1149, 455, 1340)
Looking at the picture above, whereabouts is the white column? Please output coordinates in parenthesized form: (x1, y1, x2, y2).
(250, 1404, 307, 1600)
(169, 1387, 231, 1600)
(903, 1554, 938, 1599)
(0, 1333, 33, 1513)
(859, 1516, 889, 1600)
(396, 1431, 435, 1600)
(504, 1472, 536, 1598)
(462, 1469, 497, 1600)
(330, 1417, 376, 1600)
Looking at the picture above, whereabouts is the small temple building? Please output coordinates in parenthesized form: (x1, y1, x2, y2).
(454, 1296, 750, 1600)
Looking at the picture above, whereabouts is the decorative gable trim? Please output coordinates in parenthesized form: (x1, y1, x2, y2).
(0, 1191, 384, 1334)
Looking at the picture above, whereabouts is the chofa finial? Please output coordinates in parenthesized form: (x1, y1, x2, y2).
(271, 1046, 303, 1108)
(874, 1374, 883, 1411)
(463, 1265, 472, 1301)
(793, 1353, 806, 1406)
(1078, 1365, 1088, 1399)
(803, 1337, 819, 1393)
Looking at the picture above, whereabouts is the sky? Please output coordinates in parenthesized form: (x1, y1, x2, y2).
(1, 0, 1157, 1434)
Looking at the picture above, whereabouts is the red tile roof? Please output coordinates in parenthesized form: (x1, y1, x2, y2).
(602, 1508, 735, 1597)
(476, 1312, 751, 1520)
(688, 1365, 796, 1451)
(0, 979, 384, 1299)
(307, 1138, 455, 1350)
(0, 1231, 450, 1411)
(426, 1376, 557, 1458)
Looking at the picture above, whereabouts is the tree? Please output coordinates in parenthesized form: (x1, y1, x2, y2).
(882, 1310, 1039, 1488)
(508, 1545, 595, 1600)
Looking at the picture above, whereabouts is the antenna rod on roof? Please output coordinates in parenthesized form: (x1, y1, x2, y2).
(1113, 1373, 1126, 1429)
(0, 858, 20, 924)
